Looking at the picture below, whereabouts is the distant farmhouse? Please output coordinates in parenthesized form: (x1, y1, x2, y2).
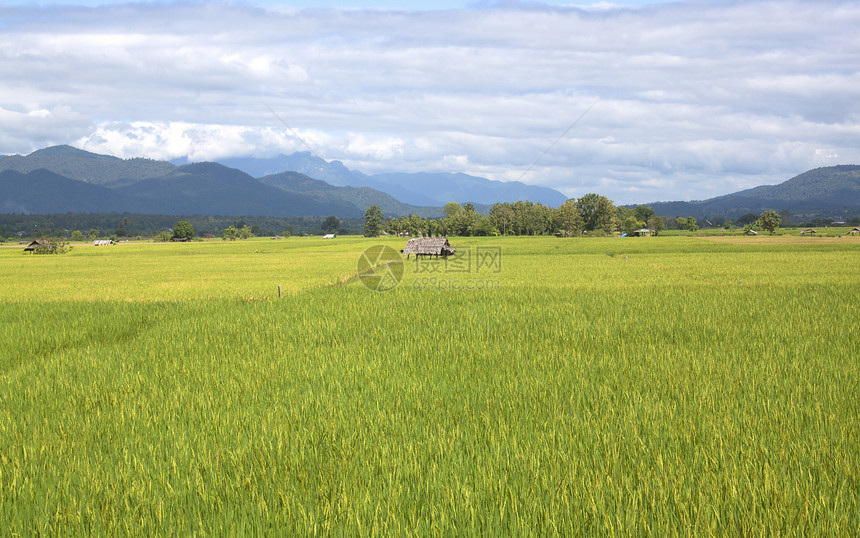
(23, 240, 46, 253)
(23, 239, 68, 254)
(401, 237, 456, 259)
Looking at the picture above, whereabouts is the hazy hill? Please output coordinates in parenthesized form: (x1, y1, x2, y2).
(2, 146, 562, 216)
(114, 163, 363, 217)
(2, 147, 444, 217)
(364, 171, 569, 207)
(0, 163, 366, 217)
(228, 152, 569, 207)
(0, 169, 135, 214)
(259, 172, 443, 218)
(646, 166, 860, 220)
(732, 165, 860, 202)
(0, 145, 175, 186)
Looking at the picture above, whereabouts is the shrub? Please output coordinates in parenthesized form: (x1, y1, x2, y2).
(30, 238, 72, 255)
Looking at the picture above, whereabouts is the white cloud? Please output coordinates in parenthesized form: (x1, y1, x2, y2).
(1, 0, 859, 203)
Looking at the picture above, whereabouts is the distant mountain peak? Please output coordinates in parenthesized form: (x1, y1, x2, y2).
(29, 145, 108, 159)
(1, 144, 176, 186)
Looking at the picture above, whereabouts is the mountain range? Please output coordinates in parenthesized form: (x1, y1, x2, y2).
(0, 146, 564, 217)
(198, 153, 570, 207)
(641, 165, 860, 220)
(1, 145, 859, 219)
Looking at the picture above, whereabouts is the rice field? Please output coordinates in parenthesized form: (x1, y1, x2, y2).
(1, 235, 858, 534)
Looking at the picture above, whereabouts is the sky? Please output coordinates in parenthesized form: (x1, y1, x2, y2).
(1, 0, 858, 204)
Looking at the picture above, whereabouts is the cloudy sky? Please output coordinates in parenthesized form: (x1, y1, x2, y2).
(1, 0, 858, 204)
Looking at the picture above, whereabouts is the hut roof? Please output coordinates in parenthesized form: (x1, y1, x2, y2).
(401, 237, 456, 257)
(849, 227, 860, 234)
(23, 239, 45, 251)
(800, 229, 817, 234)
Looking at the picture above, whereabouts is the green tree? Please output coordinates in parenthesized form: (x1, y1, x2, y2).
(87, 229, 99, 240)
(511, 201, 546, 236)
(634, 205, 655, 223)
(364, 205, 383, 237)
(471, 215, 498, 236)
(684, 216, 699, 232)
(576, 193, 615, 233)
(173, 221, 194, 240)
(615, 206, 634, 227)
(238, 225, 253, 239)
(156, 231, 173, 242)
(322, 216, 341, 233)
(623, 216, 645, 235)
(490, 203, 515, 236)
(115, 218, 129, 237)
(759, 210, 781, 235)
(444, 202, 463, 218)
(647, 215, 665, 235)
(71, 230, 84, 241)
(556, 199, 583, 236)
(222, 226, 238, 241)
(427, 218, 442, 236)
(744, 219, 761, 235)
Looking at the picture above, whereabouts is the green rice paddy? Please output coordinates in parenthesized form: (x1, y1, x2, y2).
(1, 235, 858, 534)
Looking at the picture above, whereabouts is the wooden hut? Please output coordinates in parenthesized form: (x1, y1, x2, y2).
(848, 227, 860, 235)
(632, 228, 655, 237)
(401, 237, 456, 259)
(23, 240, 45, 253)
(800, 229, 817, 236)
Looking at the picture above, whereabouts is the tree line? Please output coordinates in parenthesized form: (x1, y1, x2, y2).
(0, 213, 366, 241)
(364, 194, 667, 237)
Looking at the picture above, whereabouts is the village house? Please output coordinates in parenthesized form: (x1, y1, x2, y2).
(401, 237, 456, 259)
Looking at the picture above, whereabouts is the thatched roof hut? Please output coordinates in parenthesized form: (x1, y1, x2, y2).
(23, 240, 45, 252)
(401, 237, 456, 259)
(848, 227, 860, 235)
(800, 228, 817, 235)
